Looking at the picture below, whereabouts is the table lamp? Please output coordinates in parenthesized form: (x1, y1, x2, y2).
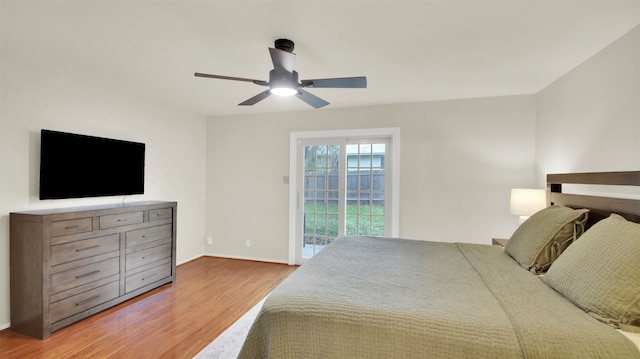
(510, 188, 547, 224)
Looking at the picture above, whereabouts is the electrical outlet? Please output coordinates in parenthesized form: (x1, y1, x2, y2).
(206, 237, 212, 246)
(245, 240, 251, 247)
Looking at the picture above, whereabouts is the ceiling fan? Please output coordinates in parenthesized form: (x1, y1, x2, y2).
(195, 39, 367, 109)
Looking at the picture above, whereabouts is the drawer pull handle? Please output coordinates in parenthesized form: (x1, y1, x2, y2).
(142, 273, 158, 281)
(76, 295, 100, 306)
(117, 219, 125, 222)
(76, 245, 100, 252)
(64, 225, 79, 230)
(76, 270, 100, 279)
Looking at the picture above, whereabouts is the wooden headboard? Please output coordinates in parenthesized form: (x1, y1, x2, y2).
(547, 171, 640, 228)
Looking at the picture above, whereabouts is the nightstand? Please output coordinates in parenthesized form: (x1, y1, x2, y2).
(492, 238, 509, 247)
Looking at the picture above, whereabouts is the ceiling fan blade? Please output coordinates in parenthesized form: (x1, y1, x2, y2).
(269, 48, 295, 73)
(238, 90, 271, 106)
(296, 89, 329, 109)
(195, 72, 268, 86)
(301, 76, 367, 88)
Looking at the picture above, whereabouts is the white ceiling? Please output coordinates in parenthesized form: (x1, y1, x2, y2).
(3, 1, 639, 117)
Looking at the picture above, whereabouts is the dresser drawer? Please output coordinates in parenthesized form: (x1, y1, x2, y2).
(50, 280, 119, 324)
(50, 234, 120, 266)
(99, 211, 144, 229)
(50, 257, 120, 294)
(125, 243, 172, 271)
(126, 263, 171, 293)
(126, 224, 172, 248)
(50, 218, 93, 237)
(149, 207, 172, 222)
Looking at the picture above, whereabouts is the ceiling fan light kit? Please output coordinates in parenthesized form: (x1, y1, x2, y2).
(271, 87, 297, 97)
(195, 39, 367, 108)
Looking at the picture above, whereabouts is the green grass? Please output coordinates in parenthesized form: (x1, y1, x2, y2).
(304, 202, 384, 237)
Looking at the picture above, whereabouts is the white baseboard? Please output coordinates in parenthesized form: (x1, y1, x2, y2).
(0, 322, 10, 331)
(177, 254, 208, 266)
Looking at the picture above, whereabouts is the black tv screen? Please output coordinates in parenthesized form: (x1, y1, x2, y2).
(39, 130, 145, 200)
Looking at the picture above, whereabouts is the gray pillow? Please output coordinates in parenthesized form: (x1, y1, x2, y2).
(505, 205, 588, 273)
(544, 214, 640, 329)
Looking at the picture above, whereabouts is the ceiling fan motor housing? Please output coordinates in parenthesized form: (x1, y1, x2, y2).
(269, 69, 299, 90)
(275, 39, 294, 53)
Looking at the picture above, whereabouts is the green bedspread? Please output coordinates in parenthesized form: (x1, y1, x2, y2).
(237, 236, 640, 358)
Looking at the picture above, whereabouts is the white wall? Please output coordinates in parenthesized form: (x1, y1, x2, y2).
(536, 25, 640, 184)
(0, 36, 208, 329)
(206, 95, 537, 263)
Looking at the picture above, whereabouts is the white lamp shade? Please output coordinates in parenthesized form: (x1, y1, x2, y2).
(510, 188, 547, 216)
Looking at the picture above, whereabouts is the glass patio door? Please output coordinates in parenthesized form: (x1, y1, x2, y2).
(297, 139, 389, 262)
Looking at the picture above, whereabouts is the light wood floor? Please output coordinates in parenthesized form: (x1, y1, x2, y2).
(0, 256, 298, 358)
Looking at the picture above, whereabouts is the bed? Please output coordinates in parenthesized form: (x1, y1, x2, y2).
(238, 171, 640, 359)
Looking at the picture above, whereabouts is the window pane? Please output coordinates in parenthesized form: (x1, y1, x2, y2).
(316, 146, 327, 168)
(346, 144, 358, 169)
(359, 172, 370, 190)
(372, 200, 384, 215)
(315, 214, 327, 235)
(371, 192, 384, 207)
(304, 198, 315, 213)
(315, 169, 327, 190)
(373, 171, 384, 190)
(327, 198, 339, 214)
(327, 214, 338, 236)
(304, 146, 316, 169)
(346, 171, 357, 190)
(303, 215, 315, 235)
(327, 145, 340, 169)
(372, 144, 385, 168)
(372, 215, 385, 236)
(328, 169, 339, 190)
(346, 214, 358, 235)
(346, 192, 358, 212)
(359, 216, 371, 235)
(304, 170, 315, 189)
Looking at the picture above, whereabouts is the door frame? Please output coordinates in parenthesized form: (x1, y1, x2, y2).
(288, 128, 400, 265)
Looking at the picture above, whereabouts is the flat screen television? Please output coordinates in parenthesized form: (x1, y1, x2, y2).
(39, 129, 145, 200)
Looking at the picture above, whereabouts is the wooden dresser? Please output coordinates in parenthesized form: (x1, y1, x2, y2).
(9, 201, 177, 339)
